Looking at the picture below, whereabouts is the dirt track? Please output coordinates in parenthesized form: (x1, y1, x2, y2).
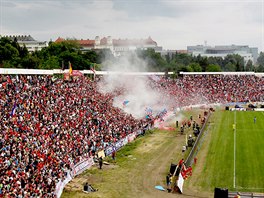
(62, 129, 213, 198)
(126, 132, 212, 198)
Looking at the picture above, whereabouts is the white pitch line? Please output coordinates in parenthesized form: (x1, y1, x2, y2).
(233, 110, 236, 189)
(236, 186, 264, 190)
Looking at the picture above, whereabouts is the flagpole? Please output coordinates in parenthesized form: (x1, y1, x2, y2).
(93, 63, 96, 81)
(61, 60, 64, 78)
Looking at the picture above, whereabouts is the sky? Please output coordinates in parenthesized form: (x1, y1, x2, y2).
(0, 0, 263, 51)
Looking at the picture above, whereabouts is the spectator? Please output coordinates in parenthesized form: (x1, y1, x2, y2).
(98, 157, 103, 169)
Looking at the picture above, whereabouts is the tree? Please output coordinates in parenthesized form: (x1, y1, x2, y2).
(224, 62, 236, 71)
(19, 44, 29, 58)
(188, 62, 202, 72)
(41, 56, 60, 69)
(205, 64, 221, 72)
(0, 37, 31, 68)
(208, 56, 224, 69)
(256, 64, 264, 72)
(20, 55, 40, 69)
(245, 60, 254, 71)
(83, 50, 98, 63)
(175, 53, 194, 66)
(257, 52, 264, 66)
(59, 51, 91, 70)
(135, 49, 168, 71)
(233, 54, 244, 71)
(177, 65, 193, 72)
(224, 54, 244, 71)
(174, 63, 185, 73)
(256, 52, 264, 72)
(195, 55, 208, 71)
(0, 36, 101, 69)
(0, 43, 19, 63)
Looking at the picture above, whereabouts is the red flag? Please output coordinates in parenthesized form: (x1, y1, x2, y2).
(181, 166, 192, 179)
(91, 68, 96, 74)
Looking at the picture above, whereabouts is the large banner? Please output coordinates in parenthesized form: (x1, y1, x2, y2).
(55, 171, 72, 198)
(70, 157, 94, 177)
(127, 133, 136, 142)
(105, 145, 115, 156)
(104, 131, 138, 156)
(55, 157, 94, 197)
(115, 139, 124, 151)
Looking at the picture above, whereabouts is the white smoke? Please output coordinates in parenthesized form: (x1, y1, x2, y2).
(97, 52, 175, 119)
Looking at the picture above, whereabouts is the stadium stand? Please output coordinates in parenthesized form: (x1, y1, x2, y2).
(0, 75, 150, 197)
(0, 72, 263, 197)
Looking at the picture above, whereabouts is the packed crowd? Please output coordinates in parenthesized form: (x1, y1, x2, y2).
(0, 75, 148, 197)
(0, 73, 263, 197)
(149, 74, 263, 107)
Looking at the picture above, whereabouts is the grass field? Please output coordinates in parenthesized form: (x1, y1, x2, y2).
(190, 110, 264, 192)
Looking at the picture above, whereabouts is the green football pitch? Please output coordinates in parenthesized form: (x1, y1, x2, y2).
(197, 110, 264, 192)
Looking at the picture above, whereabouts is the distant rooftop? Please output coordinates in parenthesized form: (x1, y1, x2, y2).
(55, 36, 157, 46)
(4, 35, 36, 42)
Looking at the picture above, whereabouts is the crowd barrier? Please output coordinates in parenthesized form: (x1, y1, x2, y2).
(55, 171, 72, 198)
(185, 111, 211, 167)
(104, 131, 139, 156)
(55, 127, 147, 197)
(55, 157, 94, 197)
(70, 157, 95, 177)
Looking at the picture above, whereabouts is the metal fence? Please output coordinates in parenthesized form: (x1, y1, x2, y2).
(185, 111, 212, 167)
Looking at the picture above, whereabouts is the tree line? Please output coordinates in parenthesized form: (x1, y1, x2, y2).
(164, 51, 264, 73)
(0, 37, 264, 72)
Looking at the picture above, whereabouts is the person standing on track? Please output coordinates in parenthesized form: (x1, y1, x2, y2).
(99, 157, 103, 169)
(166, 173, 172, 191)
(112, 150, 116, 161)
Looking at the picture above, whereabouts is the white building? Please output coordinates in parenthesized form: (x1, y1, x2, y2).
(3, 35, 48, 52)
(187, 44, 258, 64)
(55, 36, 158, 56)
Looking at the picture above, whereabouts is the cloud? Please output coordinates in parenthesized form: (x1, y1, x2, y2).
(1, 0, 263, 51)
(2, 0, 127, 38)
